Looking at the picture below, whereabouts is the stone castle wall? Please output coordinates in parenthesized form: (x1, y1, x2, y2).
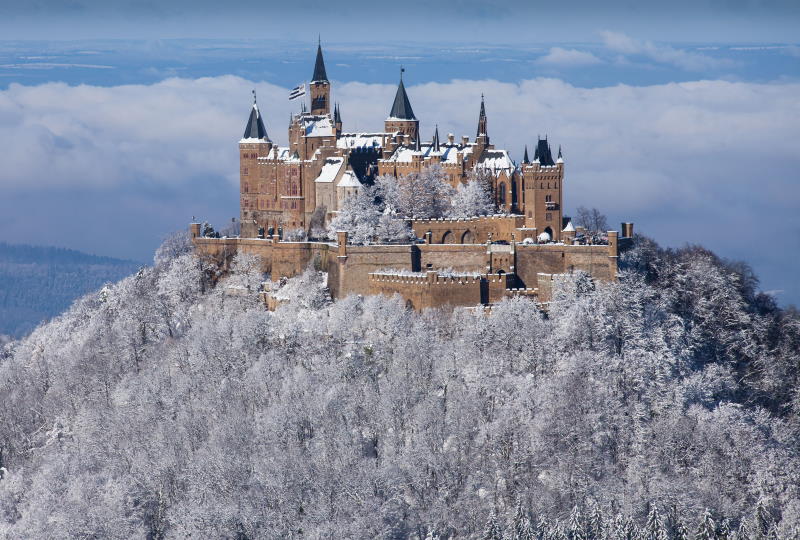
(192, 225, 624, 310)
(410, 215, 526, 244)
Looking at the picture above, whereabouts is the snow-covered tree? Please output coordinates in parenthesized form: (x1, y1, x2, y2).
(382, 165, 454, 219)
(326, 183, 409, 244)
(448, 176, 495, 218)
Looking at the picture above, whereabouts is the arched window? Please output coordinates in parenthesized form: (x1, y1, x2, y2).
(461, 230, 475, 244)
(441, 231, 455, 244)
(498, 182, 507, 206)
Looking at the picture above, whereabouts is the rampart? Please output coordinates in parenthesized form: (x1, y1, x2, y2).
(368, 271, 512, 310)
(191, 224, 629, 309)
(410, 215, 526, 244)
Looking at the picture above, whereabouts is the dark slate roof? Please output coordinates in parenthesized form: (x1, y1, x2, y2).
(334, 103, 341, 123)
(536, 138, 555, 166)
(243, 104, 270, 140)
(432, 125, 440, 152)
(389, 77, 416, 120)
(312, 43, 328, 82)
(523, 145, 530, 164)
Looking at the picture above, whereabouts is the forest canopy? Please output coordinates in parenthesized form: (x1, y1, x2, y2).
(0, 234, 798, 539)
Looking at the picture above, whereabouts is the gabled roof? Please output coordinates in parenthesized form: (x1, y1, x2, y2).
(388, 74, 416, 120)
(242, 103, 270, 141)
(315, 157, 345, 183)
(312, 42, 328, 83)
(337, 169, 361, 188)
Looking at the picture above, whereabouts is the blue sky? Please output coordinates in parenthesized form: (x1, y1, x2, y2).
(0, 1, 798, 305)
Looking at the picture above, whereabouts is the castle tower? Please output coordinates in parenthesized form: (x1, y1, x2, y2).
(309, 40, 330, 115)
(384, 68, 419, 144)
(521, 137, 564, 242)
(239, 91, 273, 238)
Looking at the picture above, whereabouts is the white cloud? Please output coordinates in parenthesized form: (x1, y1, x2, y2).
(1, 75, 798, 302)
(599, 30, 732, 71)
(537, 47, 603, 66)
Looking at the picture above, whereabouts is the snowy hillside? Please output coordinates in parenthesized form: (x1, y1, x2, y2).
(0, 235, 798, 538)
(0, 242, 141, 337)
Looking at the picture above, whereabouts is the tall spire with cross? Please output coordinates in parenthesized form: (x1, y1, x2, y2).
(477, 93, 488, 142)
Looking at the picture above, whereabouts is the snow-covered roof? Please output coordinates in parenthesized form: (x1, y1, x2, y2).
(337, 170, 361, 188)
(477, 149, 515, 175)
(265, 146, 292, 160)
(301, 115, 334, 137)
(336, 133, 385, 149)
(315, 157, 344, 183)
(562, 221, 575, 232)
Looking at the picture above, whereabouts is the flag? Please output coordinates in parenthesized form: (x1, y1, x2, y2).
(289, 83, 306, 101)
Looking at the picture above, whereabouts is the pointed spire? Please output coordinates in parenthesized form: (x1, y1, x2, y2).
(558, 145, 563, 160)
(388, 67, 416, 120)
(536, 137, 555, 166)
(312, 39, 328, 83)
(523, 145, 530, 164)
(334, 103, 341, 123)
(242, 96, 270, 141)
(432, 125, 441, 152)
(477, 93, 488, 139)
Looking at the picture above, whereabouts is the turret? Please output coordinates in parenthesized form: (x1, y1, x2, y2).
(334, 103, 342, 133)
(309, 39, 330, 115)
(384, 68, 419, 144)
(522, 145, 530, 165)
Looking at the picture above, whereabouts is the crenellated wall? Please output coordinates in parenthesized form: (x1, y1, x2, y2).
(410, 215, 526, 244)
(192, 225, 626, 309)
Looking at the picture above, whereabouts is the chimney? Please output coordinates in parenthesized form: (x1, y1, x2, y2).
(448, 133, 455, 144)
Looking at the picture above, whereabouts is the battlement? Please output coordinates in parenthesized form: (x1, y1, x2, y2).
(367, 269, 514, 310)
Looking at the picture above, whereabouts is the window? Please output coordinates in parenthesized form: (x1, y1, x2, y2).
(243, 167, 249, 176)
(545, 194, 552, 202)
(243, 183, 249, 193)
(546, 212, 552, 221)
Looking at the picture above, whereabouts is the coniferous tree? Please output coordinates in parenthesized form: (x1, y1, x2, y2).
(695, 509, 717, 540)
(484, 511, 503, 540)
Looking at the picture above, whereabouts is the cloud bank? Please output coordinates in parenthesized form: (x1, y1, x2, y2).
(537, 47, 603, 66)
(1, 76, 798, 304)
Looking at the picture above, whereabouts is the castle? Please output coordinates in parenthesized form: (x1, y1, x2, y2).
(193, 42, 634, 310)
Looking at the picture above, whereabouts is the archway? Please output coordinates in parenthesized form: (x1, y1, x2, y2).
(441, 231, 455, 244)
(543, 226, 554, 241)
(461, 230, 475, 244)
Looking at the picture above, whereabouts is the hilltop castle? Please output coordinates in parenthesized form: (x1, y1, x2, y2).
(193, 42, 634, 310)
(237, 42, 566, 242)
